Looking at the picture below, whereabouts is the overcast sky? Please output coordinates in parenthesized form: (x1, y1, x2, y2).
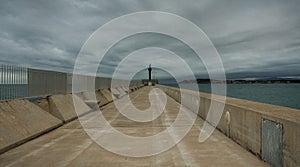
(0, 0, 300, 80)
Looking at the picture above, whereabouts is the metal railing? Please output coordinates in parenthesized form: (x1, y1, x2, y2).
(0, 64, 28, 100)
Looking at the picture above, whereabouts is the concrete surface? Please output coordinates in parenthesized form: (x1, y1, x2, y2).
(0, 99, 62, 154)
(0, 87, 268, 167)
(158, 84, 300, 167)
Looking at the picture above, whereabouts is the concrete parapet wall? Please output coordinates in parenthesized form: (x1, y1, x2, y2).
(157, 84, 300, 167)
(27, 68, 142, 98)
(0, 99, 63, 154)
(28, 69, 68, 97)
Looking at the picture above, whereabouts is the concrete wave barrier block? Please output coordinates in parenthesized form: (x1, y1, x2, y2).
(80, 92, 98, 102)
(116, 87, 127, 97)
(35, 98, 51, 113)
(129, 86, 135, 92)
(110, 88, 121, 98)
(121, 86, 130, 93)
(0, 99, 63, 154)
(95, 90, 110, 107)
(78, 91, 100, 110)
(99, 89, 116, 102)
(48, 94, 92, 122)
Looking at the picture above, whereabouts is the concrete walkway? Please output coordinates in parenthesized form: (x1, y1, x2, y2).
(0, 87, 269, 167)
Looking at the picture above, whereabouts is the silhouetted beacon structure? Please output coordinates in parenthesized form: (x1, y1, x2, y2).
(148, 64, 152, 86)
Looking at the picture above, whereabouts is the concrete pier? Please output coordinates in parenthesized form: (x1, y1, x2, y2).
(0, 87, 268, 167)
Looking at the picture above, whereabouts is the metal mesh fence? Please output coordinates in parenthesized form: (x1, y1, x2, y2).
(0, 64, 28, 100)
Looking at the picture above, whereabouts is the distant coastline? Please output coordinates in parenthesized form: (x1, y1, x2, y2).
(165, 82, 300, 109)
(180, 79, 300, 84)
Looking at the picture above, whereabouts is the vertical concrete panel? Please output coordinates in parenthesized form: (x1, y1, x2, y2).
(95, 77, 112, 89)
(262, 119, 283, 167)
(67, 74, 72, 93)
(28, 69, 67, 97)
(105, 78, 110, 88)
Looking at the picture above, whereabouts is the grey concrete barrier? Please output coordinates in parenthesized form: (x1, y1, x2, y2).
(129, 86, 136, 92)
(116, 87, 126, 97)
(28, 69, 68, 97)
(111, 88, 121, 99)
(157, 84, 300, 167)
(100, 89, 116, 102)
(95, 90, 110, 107)
(0, 99, 63, 154)
(47, 94, 92, 122)
(120, 86, 129, 94)
(77, 91, 100, 110)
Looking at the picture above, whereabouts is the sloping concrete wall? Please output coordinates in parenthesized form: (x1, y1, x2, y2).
(0, 99, 62, 153)
(48, 94, 91, 122)
(157, 84, 300, 167)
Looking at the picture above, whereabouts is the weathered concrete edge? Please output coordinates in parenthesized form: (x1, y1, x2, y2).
(157, 84, 300, 167)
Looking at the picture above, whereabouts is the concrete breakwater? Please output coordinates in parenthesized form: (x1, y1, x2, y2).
(0, 83, 299, 166)
(0, 84, 143, 154)
(157, 84, 300, 167)
(0, 86, 269, 166)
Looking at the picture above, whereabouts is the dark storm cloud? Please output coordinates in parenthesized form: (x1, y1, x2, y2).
(0, 0, 299, 79)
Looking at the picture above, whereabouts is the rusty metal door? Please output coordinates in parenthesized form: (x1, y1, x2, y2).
(262, 118, 283, 167)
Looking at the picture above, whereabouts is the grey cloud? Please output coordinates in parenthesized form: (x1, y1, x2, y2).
(0, 0, 299, 80)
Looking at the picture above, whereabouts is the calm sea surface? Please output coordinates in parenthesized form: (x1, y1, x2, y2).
(165, 83, 300, 110)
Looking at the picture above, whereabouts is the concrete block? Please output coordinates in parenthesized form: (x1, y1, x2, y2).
(110, 88, 121, 99)
(116, 87, 127, 97)
(48, 94, 91, 122)
(100, 89, 116, 102)
(0, 99, 62, 153)
(79, 92, 100, 109)
(95, 90, 110, 107)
